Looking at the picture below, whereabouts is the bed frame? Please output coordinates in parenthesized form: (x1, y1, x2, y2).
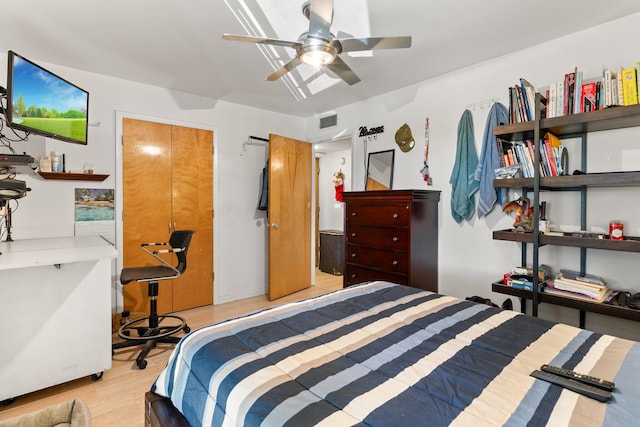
(145, 391, 189, 427)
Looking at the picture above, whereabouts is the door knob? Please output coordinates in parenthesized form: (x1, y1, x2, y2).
(266, 221, 279, 229)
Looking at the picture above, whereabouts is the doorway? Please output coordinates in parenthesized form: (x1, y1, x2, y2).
(314, 138, 352, 277)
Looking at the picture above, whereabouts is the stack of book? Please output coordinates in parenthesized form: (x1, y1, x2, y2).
(498, 132, 567, 177)
(546, 269, 611, 302)
(545, 63, 640, 119)
(508, 62, 640, 124)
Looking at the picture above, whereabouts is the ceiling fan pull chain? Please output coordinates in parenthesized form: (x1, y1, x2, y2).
(420, 117, 433, 185)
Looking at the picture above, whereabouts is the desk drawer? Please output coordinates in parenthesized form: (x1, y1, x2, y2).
(346, 244, 408, 273)
(346, 225, 407, 249)
(344, 264, 408, 287)
(346, 204, 409, 227)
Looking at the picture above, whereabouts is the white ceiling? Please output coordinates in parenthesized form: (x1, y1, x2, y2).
(3, 1, 640, 118)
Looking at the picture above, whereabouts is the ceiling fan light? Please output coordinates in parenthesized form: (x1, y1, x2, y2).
(300, 46, 335, 66)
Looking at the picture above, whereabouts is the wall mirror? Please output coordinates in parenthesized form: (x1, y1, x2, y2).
(366, 149, 395, 190)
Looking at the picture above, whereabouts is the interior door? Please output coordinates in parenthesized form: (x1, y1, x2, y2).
(268, 134, 312, 300)
(171, 125, 214, 311)
(122, 119, 174, 314)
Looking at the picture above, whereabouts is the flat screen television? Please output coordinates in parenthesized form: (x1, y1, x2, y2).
(6, 51, 88, 145)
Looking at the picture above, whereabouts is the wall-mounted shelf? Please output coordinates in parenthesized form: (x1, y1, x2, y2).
(38, 172, 109, 181)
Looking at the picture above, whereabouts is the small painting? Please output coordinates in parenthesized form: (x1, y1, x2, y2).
(74, 188, 115, 221)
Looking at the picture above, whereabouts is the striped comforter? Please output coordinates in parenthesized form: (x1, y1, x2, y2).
(152, 281, 640, 426)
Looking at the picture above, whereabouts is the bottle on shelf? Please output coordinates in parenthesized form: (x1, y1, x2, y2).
(50, 152, 61, 172)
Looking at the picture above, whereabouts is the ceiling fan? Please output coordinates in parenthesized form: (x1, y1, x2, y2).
(222, 0, 412, 86)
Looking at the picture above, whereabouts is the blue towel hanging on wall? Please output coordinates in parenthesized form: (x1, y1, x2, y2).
(475, 102, 509, 218)
(449, 109, 479, 223)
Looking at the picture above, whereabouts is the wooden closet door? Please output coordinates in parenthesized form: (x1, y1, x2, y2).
(122, 118, 174, 314)
(171, 125, 214, 311)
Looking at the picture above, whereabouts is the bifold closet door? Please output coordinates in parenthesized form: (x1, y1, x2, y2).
(171, 125, 213, 312)
(122, 118, 213, 315)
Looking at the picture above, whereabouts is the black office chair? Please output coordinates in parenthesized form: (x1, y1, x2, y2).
(112, 230, 194, 369)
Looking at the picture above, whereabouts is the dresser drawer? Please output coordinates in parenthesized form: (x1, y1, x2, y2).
(344, 264, 408, 287)
(346, 203, 409, 227)
(346, 244, 408, 273)
(346, 225, 408, 249)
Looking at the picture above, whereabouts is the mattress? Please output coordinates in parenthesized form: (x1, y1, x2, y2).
(152, 281, 640, 426)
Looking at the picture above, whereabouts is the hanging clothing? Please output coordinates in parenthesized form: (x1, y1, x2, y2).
(257, 161, 268, 211)
(475, 102, 509, 218)
(449, 109, 479, 223)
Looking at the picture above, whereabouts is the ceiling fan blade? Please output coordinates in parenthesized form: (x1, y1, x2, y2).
(223, 34, 301, 49)
(323, 56, 361, 86)
(266, 57, 303, 82)
(308, 0, 333, 40)
(338, 36, 412, 53)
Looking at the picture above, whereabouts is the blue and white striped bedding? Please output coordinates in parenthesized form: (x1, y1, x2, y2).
(152, 281, 640, 426)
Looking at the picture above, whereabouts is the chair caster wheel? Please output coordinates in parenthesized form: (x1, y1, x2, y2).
(91, 372, 104, 381)
(183, 326, 191, 333)
(137, 359, 147, 370)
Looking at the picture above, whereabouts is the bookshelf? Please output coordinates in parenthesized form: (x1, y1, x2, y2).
(492, 95, 640, 327)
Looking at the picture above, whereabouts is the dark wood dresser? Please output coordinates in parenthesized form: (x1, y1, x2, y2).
(342, 190, 440, 292)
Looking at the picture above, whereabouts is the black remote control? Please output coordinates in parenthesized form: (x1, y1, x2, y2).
(531, 370, 612, 402)
(541, 364, 615, 391)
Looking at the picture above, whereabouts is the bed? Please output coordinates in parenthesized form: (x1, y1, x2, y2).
(149, 281, 640, 426)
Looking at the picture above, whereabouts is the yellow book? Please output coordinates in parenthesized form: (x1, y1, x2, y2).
(622, 67, 639, 105)
(544, 131, 562, 149)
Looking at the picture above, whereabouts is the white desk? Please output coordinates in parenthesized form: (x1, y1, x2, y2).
(0, 236, 117, 402)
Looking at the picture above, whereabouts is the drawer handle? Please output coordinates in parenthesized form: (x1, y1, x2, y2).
(351, 273, 357, 278)
(351, 232, 357, 237)
(392, 236, 398, 242)
(351, 212, 357, 216)
(392, 213, 398, 219)
(351, 253, 357, 258)
(392, 260, 398, 266)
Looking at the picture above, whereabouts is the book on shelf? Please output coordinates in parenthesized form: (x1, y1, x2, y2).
(581, 82, 598, 112)
(559, 269, 606, 286)
(552, 278, 608, 300)
(543, 138, 558, 176)
(621, 67, 639, 106)
(556, 79, 564, 117)
(636, 61, 640, 101)
(547, 83, 556, 118)
(520, 78, 536, 120)
(506, 277, 547, 292)
(564, 71, 575, 116)
(573, 69, 583, 114)
(616, 67, 624, 106)
(515, 86, 527, 122)
(544, 284, 612, 303)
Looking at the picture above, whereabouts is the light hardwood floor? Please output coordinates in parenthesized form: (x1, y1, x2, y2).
(0, 270, 343, 426)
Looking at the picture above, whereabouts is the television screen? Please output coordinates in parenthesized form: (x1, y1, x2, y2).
(6, 51, 88, 145)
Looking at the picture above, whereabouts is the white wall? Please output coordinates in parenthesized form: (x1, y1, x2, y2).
(305, 13, 640, 341)
(0, 54, 306, 307)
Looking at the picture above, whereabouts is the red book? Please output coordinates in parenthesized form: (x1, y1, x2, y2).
(544, 138, 558, 176)
(581, 82, 598, 112)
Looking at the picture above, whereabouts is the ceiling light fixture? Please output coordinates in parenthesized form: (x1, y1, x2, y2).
(299, 43, 336, 66)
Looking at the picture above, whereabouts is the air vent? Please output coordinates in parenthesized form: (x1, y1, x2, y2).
(319, 114, 338, 129)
